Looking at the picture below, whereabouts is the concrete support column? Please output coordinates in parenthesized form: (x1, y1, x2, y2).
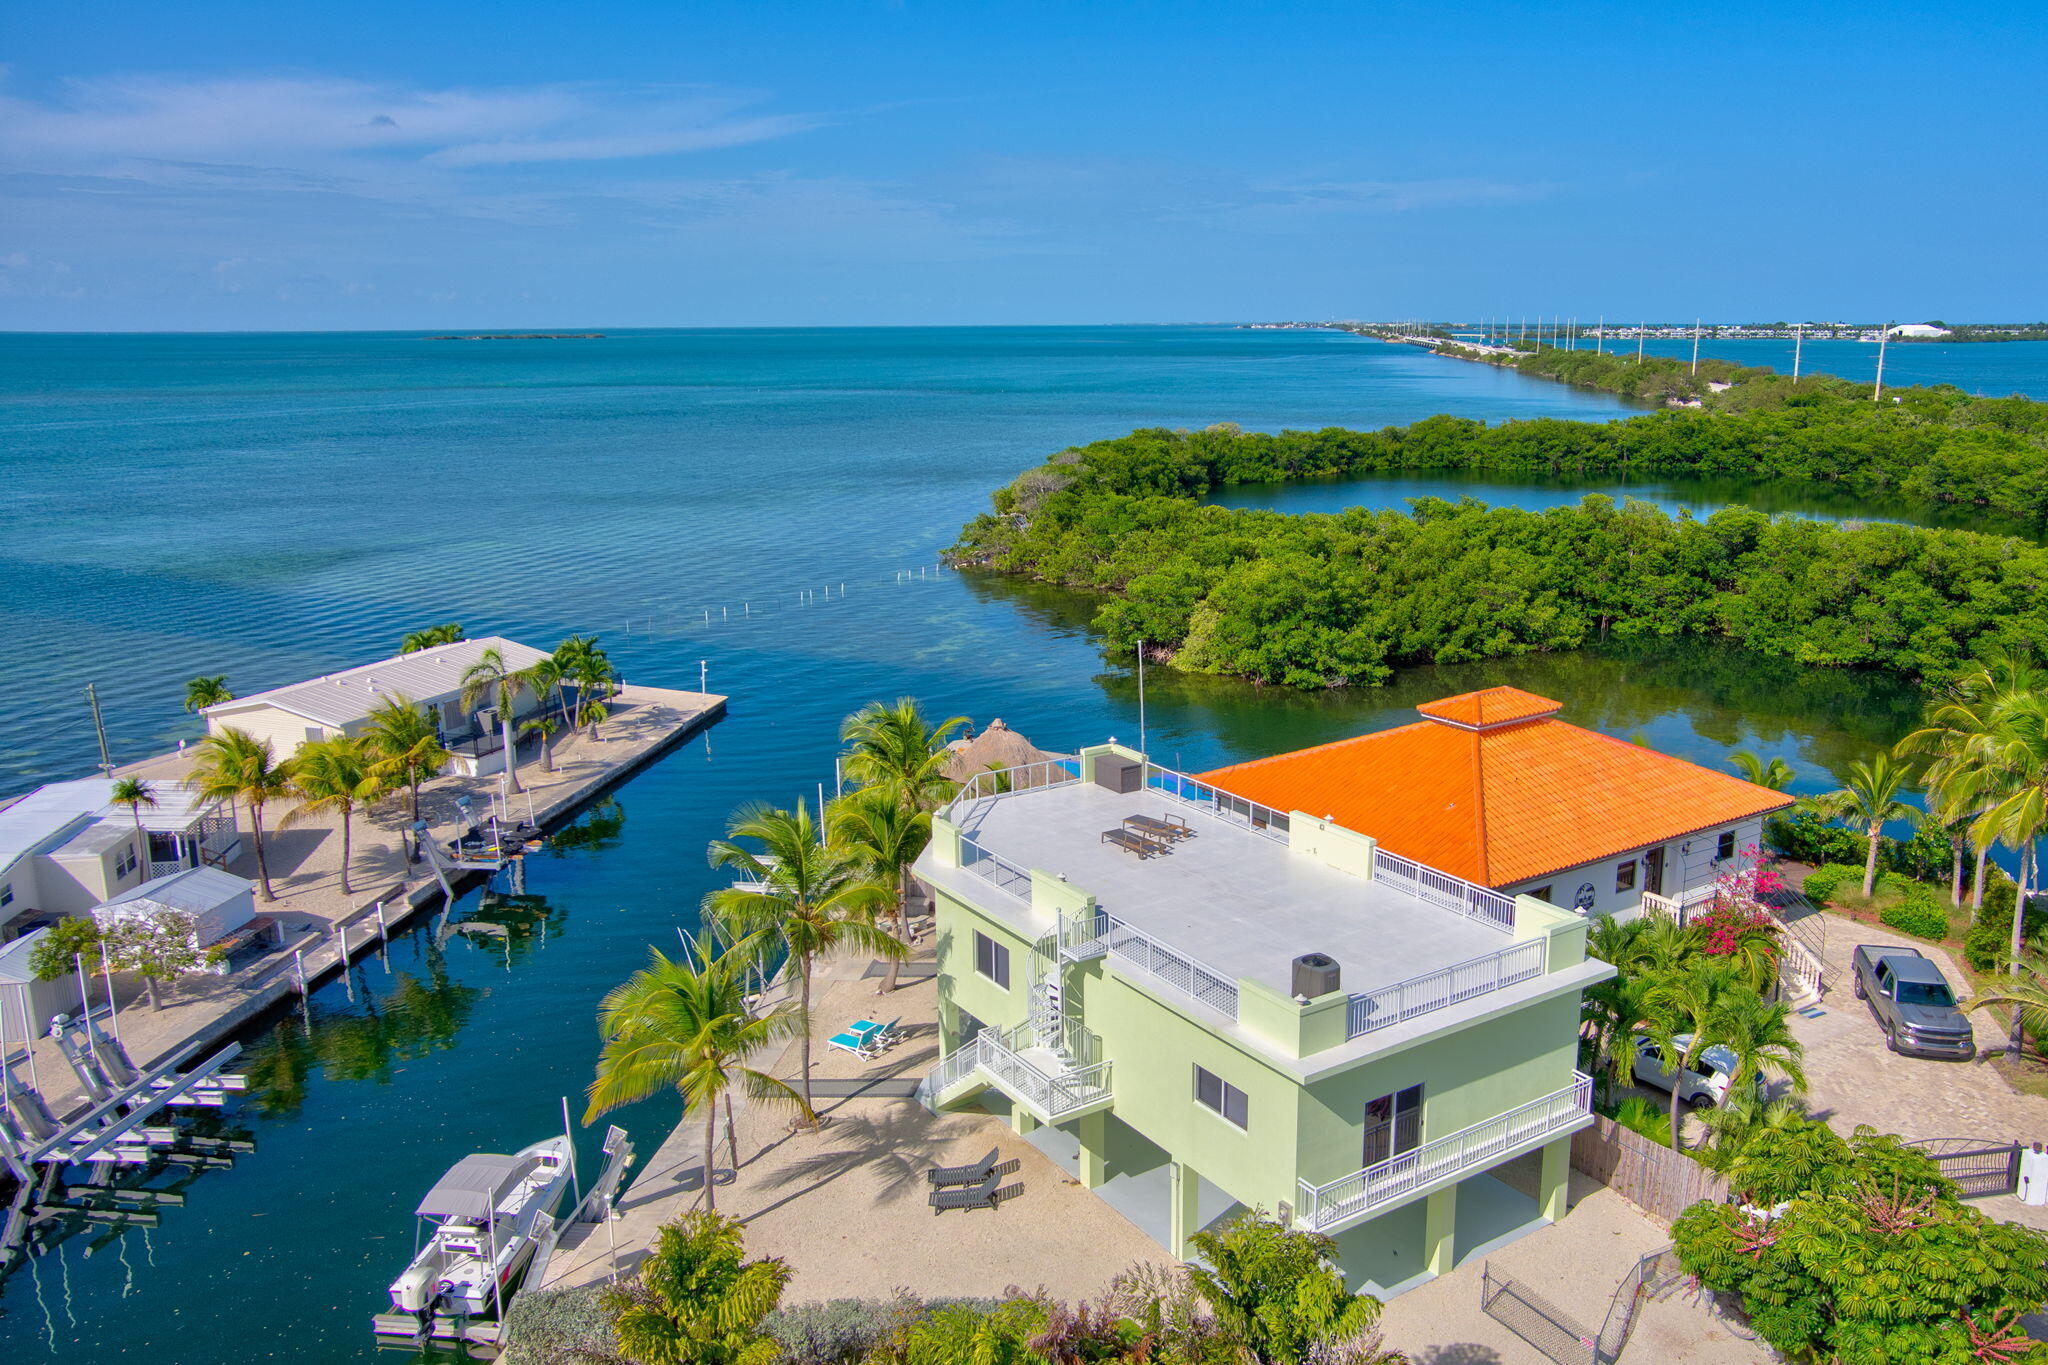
(1169, 1160, 1201, 1259)
(1012, 1107, 1039, 1137)
(1539, 1135, 1571, 1223)
(1076, 1111, 1107, 1189)
(1423, 1184, 1458, 1277)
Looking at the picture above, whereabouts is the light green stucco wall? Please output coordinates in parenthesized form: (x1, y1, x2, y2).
(932, 884, 1035, 1053)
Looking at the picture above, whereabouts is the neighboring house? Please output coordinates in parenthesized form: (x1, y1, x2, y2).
(0, 779, 240, 941)
(201, 636, 557, 777)
(1885, 323, 1951, 338)
(916, 741, 1613, 1297)
(0, 928, 86, 1043)
(95, 866, 257, 959)
(1199, 687, 1793, 919)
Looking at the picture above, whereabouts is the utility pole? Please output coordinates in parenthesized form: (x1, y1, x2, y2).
(1792, 324, 1803, 380)
(1596, 316, 1605, 354)
(84, 683, 113, 777)
(1637, 322, 1645, 361)
(1136, 639, 1148, 757)
(1690, 319, 1701, 376)
(1874, 322, 1891, 401)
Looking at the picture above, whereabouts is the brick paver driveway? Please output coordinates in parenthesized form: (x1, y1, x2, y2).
(1789, 912, 2048, 1228)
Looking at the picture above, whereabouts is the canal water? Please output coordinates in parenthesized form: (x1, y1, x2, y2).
(0, 326, 2015, 1358)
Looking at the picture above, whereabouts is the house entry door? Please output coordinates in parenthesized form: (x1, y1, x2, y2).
(1643, 847, 1666, 896)
(1364, 1085, 1422, 1167)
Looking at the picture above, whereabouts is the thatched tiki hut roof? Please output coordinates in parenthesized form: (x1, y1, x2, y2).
(942, 719, 1064, 784)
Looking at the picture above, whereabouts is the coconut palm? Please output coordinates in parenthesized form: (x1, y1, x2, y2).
(1713, 991, 1808, 1097)
(183, 675, 232, 714)
(1964, 690, 2048, 1059)
(521, 714, 562, 774)
(281, 736, 385, 897)
(522, 656, 568, 742)
(1965, 953, 2048, 1057)
(1643, 957, 1748, 1150)
(703, 802, 900, 1121)
(1900, 647, 2043, 908)
(189, 728, 296, 900)
(1808, 751, 1919, 898)
(363, 694, 451, 829)
(460, 646, 530, 795)
(109, 777, 157, 883)
(1726, 749, 1795, 792)
(585, 932, 807, 1212)
(829, 787, 930, 995)
(399, 622, 465, 654)
(839, 697, 967, 814)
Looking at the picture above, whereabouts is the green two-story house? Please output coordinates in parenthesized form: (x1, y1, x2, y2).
(914, 740, 1613, 1296)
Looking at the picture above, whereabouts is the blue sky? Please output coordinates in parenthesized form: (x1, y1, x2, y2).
(5, 1, 2045, 329)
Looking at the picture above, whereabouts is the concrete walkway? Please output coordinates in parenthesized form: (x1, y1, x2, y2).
(12, 684, 722, 1119)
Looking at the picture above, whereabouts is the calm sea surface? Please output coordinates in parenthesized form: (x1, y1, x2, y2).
(0, 325, 2024, 1359)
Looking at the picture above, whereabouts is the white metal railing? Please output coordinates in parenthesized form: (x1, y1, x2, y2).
(1779, 933, 1826, 1003)
(1145, 765, 1291, 843)
(953, 756, 1082, 804)
(920, 1027, 1113, 1121)
(958, 836, 1034, 901)
(1059, 907, 1239, 1019)
(1639, 884, 1717, 924)
(1346, 938, 1548, 1038)
(1372, 849, 1516, 932)
(1295, 1072, 1593, 1233)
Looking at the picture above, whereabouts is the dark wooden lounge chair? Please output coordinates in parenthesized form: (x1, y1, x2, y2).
(1124, 813, 1191, 842)
(1101, 828, 1155, 858)
(928, 1171, 1022, 1214)
(926, 1146, 1018, 1187)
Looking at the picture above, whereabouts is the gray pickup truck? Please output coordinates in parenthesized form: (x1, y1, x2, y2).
(1851, 945, 1977, 1060)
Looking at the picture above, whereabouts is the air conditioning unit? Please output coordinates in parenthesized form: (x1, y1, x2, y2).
(1292, 953, 1341, 999)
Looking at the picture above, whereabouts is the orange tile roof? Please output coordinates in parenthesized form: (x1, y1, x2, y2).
(1200, 690, 1794, 887)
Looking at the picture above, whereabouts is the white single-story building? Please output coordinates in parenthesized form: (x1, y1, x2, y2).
(0, 927, 86, 1045)
(1885, 323, 1951, 338)
(0, 778, 240, 941)
(95, 865, 256, 953)
(202, 636, 559, 777)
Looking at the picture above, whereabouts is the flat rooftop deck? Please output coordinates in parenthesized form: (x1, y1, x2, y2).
(947, 781, 1508, 997)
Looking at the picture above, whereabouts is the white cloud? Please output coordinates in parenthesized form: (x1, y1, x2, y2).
(0, 75, 818, 172)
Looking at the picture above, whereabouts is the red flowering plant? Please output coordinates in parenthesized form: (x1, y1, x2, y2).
(1693, 845, 1784, 989)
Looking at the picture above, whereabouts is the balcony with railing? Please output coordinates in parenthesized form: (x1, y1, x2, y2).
(1346, 938, 1548, 1038)
(1058, 907, 1240, 1021)
(918, 1022, 1114, 1123)
(1294, 1073, 1594, 1234)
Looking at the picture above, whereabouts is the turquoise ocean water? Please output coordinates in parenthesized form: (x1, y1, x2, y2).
(0, 326, 2033, 1359)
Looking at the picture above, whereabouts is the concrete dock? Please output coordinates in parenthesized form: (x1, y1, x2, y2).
(10, 683, 726, 1121)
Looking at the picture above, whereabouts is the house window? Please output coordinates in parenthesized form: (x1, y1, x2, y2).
(1615, 860, 1637, 893)
(1528, 885, 1554, 905)
(1364, 1085, 1423, 1166)
(0, 884, 11, 907)
(1194, 1066, 1249, 1129)
(974, 932, 1010, 989)
(1716, 831, 1737, 861)
(116, 845, 138, 878)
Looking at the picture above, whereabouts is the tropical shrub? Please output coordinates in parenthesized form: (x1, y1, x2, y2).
(1879, 880, 1952, 940)
(1964, 881, 2048, 971)
(1885, 824, 1961, 884)
(1675, 1123, 2048, 1364)
(601, 1210, 790, 1365)
(1768, 811, 1867, 867)
(1610, 1096, 1669, 1147)
(763, 1295, 993, 1364)
(1185, 1213, 1386, 1365)
(1800, 863, 1863, 905)
(500, 1282, 622, 1365)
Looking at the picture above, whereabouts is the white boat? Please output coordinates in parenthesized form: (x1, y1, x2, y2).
(388, 1135, 574, 1320)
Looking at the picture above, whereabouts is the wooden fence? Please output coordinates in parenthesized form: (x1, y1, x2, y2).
(1571, 1115, 1728, 1223)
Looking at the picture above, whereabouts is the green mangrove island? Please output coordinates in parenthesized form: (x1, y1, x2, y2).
(948, 361, 2048, 689)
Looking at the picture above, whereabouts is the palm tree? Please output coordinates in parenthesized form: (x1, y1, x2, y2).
(585, 933, 808, 1212)
(601, 1209, 791, 1364)
(109, 778, 157, 882)
(521, 714, 562, 774)
(1965, 691, 2048, 1060)
(1808, 751, 1919, 898)
(521, 656, 567, 743)
(1714, 991, 1808, 1097)
(839, 697, 967, 814)
(1695, 1093, 1811, 1173)
(1899, 647, 2043, 909)
(281, 736, 385, 898)
(183, 675, 232, 714)
(189, 728, 296, 900)
(363, 694, 450, 829)
(1726, 749, 1795, 792)
(703, 802, 900, 1122)
(829, 787, 930, 995)
(460, 646, 529, 795)
(399, 622, 465, 654)
(1965, 953, 2048, 1058)
(1643, 957, 1747, 1150)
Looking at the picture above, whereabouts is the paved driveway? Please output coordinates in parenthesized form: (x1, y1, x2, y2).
(1790, 913, 2048, 1229)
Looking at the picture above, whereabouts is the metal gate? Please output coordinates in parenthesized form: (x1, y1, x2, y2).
(1480, 1264, 1600, 1365)
(1913, 1138, 2022, 1198)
